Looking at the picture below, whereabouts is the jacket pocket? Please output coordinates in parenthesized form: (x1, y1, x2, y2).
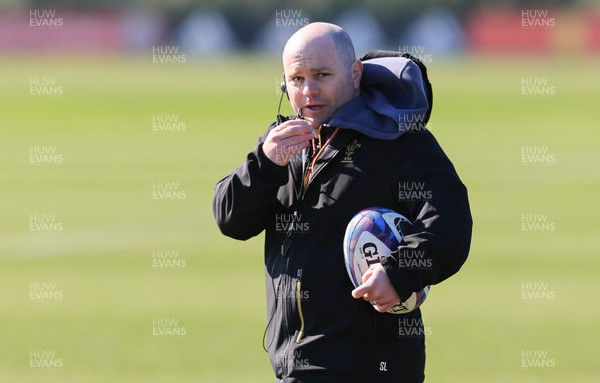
(352, 299, 378, 342)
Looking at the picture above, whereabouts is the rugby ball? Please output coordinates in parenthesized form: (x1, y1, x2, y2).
(343, 207, 430, 314)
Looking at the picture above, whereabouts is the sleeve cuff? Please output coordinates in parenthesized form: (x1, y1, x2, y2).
(256, 142, 289, 176)
(381, 255, 414, 302)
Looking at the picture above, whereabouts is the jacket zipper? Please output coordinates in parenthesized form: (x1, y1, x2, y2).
(281, 266, 305, 377)
(280, 131, 333, 375)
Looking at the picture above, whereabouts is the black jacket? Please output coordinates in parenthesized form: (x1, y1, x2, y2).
(213, 56, 472, 383)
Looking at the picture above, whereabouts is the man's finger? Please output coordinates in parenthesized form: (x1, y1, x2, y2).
(361, 267, 374, 284)
(374, 301, 395, 313)
(278, 132, 314, 147)
(273, 120, 314, 138)
(351, 282, 372, 299)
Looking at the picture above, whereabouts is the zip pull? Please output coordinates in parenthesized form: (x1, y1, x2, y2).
(295, 269, 305, 343)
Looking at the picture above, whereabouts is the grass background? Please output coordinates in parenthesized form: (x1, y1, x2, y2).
(0, 54, 599, 382)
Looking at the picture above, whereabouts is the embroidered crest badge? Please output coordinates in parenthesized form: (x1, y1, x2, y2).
(341, 139, 361, 163)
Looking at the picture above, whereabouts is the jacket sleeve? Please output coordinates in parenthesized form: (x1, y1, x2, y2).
(213, 133, 289, 241)
(382, 132, 473, 301)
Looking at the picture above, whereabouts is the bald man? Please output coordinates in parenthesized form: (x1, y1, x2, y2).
(214, 22, 472, 383)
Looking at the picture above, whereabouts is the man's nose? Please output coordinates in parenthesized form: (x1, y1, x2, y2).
(302, 78, 319, 97)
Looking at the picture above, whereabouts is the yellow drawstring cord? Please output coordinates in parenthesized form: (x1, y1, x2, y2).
(295, 269, 305, 343)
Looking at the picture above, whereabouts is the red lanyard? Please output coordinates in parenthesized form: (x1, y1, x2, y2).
(303, 127, 340, 190)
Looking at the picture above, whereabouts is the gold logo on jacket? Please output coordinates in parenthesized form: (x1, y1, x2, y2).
(341, 139, 361, 163)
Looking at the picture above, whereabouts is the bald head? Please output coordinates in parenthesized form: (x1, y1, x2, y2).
(283, 22, 356, 70)
(281, 22, 362, 128)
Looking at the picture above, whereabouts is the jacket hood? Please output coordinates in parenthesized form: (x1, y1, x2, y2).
(328, 56, 429, 140)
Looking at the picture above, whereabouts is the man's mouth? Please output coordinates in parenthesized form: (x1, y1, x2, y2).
(304, 104, 325, 112)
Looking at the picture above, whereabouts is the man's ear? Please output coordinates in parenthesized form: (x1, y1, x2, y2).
(351, 59, 363, 89)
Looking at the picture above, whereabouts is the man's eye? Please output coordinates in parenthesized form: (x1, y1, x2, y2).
(317, 73, 331, 79)
(291, 77, 303, 84)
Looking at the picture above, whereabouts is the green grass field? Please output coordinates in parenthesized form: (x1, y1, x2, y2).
(1, 54, 599, 382)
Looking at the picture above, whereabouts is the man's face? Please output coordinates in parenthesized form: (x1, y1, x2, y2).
(283, 37, 361, 129)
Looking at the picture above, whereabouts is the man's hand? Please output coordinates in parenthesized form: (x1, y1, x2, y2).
(263, 119, 315, 166)
(351, 263, 401, 313)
